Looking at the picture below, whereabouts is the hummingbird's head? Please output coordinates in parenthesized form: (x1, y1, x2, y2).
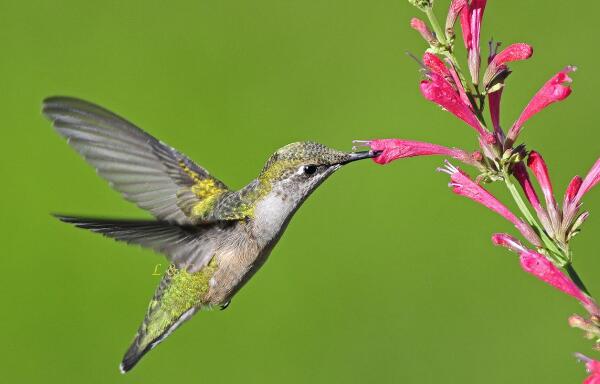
(258, 141, 379, 199)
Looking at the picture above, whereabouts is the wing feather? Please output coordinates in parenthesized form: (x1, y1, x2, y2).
(54, 215, 229, 272)
(43, 96, 229, 224)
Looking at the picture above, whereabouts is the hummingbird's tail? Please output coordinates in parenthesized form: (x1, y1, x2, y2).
(119, 281, 197, 373)
(119, 261, 216, 373)
(53, 214, 221, 372)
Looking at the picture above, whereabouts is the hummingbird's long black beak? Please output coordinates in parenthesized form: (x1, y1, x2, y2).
(338, 150, 382, 165)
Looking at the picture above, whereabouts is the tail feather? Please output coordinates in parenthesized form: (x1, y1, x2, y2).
(54, 214, 218, 373)
(52, 214, 220, 273)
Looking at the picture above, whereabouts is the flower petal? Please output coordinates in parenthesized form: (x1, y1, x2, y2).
(483, 43, 533, 87)
(576, 354, 600, 384)
(519, 250, 591, 305)
(439, 162, 541, 246)
(508, 66, 576, 143)
(488, 89, 503, 137)
(562, 158, 600, 234)
(513, 162, 554, 236)
(527, 151, 561, 232)
(574, 157, 600, 204)
(420, 73, 493, 141)
(422, 52, 451, 78)
(445, 0, 468, 40)
(564, 175, 583, 206)
(460, 0, 487, 84)
(361, 139, 477, 165)
(410, 17, 437, 45)
(491, 233, 527, 253)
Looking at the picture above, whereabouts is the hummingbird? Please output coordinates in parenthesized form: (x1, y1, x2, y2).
(43, 96, 379, 373)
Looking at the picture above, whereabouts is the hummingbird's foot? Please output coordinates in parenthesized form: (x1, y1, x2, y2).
(220, 300, 231, 311)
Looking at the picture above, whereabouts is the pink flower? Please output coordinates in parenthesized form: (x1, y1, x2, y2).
(483, 43, 534, 87)
(507, 66, 576, 143)
(488, 89, 503, 136)
(527, 151, 561, 232)
(411, 18, 437, 46)
(459, 0, 487, 84)
(445, 0, 468, 40)
(492, 234, 596, 311)
(356, 139, 479, 166)
(420, 72, 493, 142)
(422, 52, 451, 78)
(564, 175, 583, 206)
(513, 162, 554, 236)
(491, 233, 527, 253)
(447, 61, 472, 107)
(439, 162, 541, 246)
(574, 157, 600, 205)
(563, 157, 600, 231)
(576, 354, 600, 384)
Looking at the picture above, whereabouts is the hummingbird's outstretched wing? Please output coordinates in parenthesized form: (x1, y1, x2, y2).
(43, 96, 230, 225)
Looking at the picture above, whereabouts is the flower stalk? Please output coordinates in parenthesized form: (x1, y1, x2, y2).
(372, 1, 600, 380)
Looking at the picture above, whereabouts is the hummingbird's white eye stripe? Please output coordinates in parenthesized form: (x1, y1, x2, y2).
(296, 165, 306, 175)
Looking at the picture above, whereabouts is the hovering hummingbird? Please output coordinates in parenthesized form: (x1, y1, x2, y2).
(44, 97, 379, 373)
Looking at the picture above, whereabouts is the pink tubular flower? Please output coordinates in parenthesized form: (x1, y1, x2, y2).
(439, 162, 541, 246)
(447, 61, 472, 107)
(411, 18, 437, 45)
(507, 66, 576, 143)
(488, 89, 503, 136)
(513, 162, 554, 235)
(528, 151, 561, 231)
(574, 157, 600, 205)
(483, 43, 534, 87)
(420, 72, 493, 142)
(445, 0, 468, 39)
(492, 234, 597, 313)
(355, 139, 478, 166)
(422, 52, 451, 78)
(564, 175, 583, 206)
(563, 157, 600, 231)
(459, 0, 487, 84)
(491, 233, 527, 253)
(577, 354, 600, 384)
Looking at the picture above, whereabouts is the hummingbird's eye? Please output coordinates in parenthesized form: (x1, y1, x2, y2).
(303, 165, 318, 175)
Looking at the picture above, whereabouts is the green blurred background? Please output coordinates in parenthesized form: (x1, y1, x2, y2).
(1, 0, 598, 382)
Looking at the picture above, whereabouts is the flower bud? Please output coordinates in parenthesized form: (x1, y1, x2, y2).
(408, 0, 433, 11)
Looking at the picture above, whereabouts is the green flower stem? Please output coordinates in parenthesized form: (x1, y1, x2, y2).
(424, 8, 447, 46)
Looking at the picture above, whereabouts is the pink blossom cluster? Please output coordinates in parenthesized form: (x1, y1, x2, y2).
(358, 1, 600, 380)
